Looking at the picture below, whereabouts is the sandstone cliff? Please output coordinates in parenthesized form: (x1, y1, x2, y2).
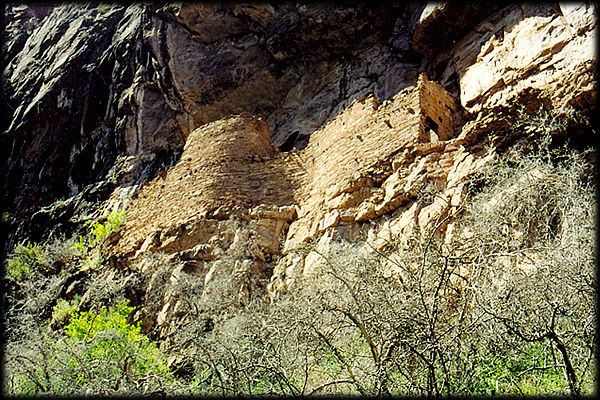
(2, 3, 596, 335)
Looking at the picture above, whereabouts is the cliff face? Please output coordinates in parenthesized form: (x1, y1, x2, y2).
(2, 3, 415, 243)
(2, 3, 596, 332)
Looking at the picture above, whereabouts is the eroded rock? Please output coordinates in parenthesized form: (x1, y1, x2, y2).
(439, 3, 596, 117)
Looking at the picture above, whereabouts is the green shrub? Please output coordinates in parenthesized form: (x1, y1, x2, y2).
(73, 209, 126, 254)
(96, 4, 112, 13)
(51, 295, 81, 326)
(80, 250, 103, 272)
(64, 300, 169, 378)
(90, 209, 126, 246)
(72, 234, 88, 254)
(72, 209, 125, 271)
(6, 242, 48, 282)
(7, 300, 173, 395)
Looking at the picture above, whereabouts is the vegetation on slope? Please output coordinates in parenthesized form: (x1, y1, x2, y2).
(2, 110, 597, 396)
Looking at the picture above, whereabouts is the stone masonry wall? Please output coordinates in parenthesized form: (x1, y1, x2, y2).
(418, 74, 463, 142)
(108, 75, 465, 276)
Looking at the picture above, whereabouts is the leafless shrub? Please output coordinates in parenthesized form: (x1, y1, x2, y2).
(458, 140, 597, 396)
(159, 125, 596, 395)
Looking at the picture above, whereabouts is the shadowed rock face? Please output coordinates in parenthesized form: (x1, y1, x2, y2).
(3, 5, 145, 247)
(1, 4, 55, 71)
(411, 3, 504, 59)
